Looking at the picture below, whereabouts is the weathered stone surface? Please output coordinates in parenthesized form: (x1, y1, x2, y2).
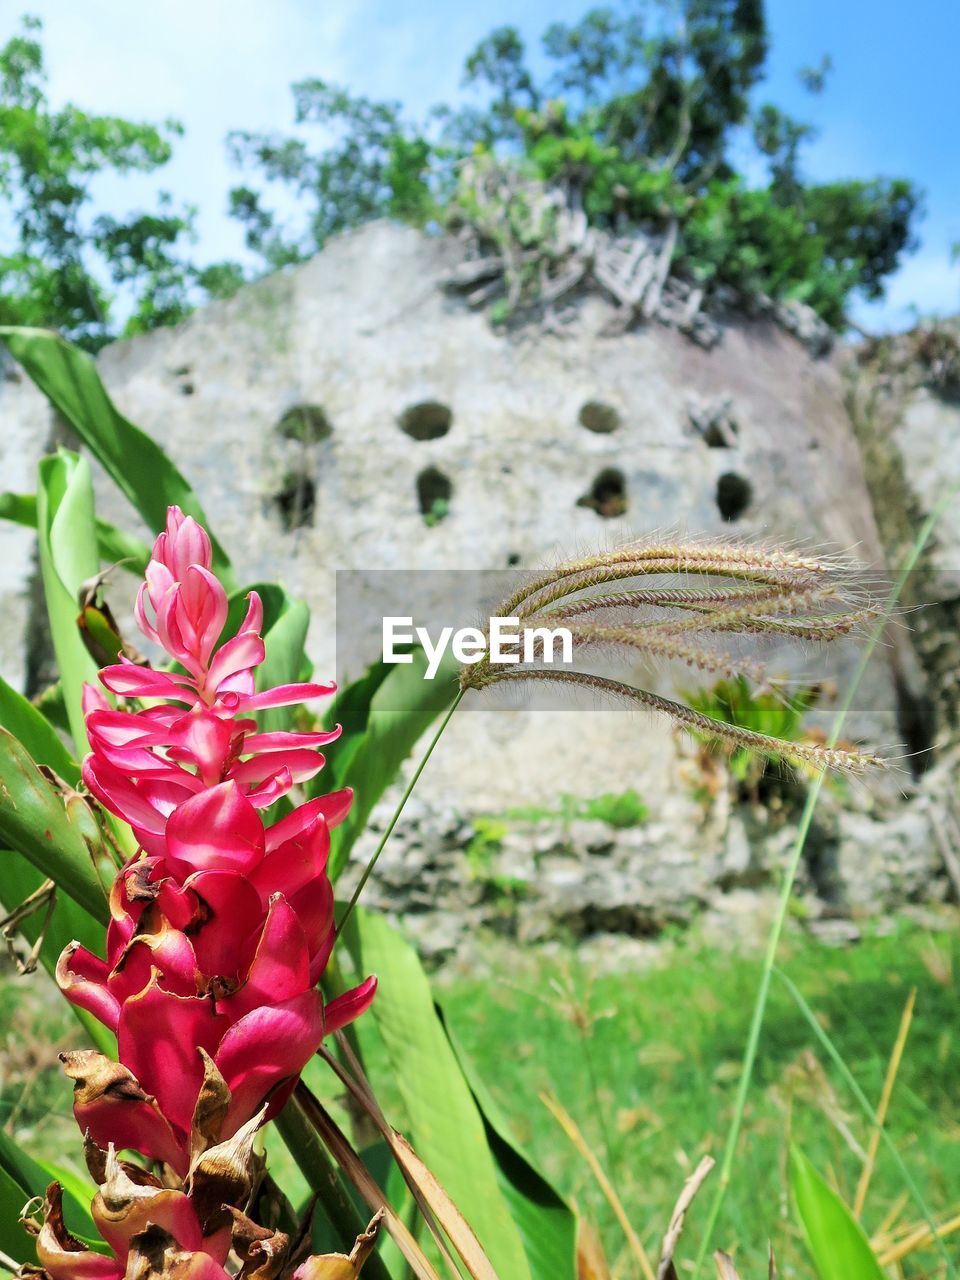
(0, 221, 911, 821)
(338, 748, 958, 965)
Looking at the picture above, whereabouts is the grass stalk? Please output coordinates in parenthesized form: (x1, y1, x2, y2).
(690, 490, 953, 1276)
(852, 987, 916, 1219)
(775, 968, 951, 1275)
(337, 687, 465, 933)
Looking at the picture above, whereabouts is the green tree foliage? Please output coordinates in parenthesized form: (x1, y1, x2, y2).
(228, 0, 919, 330)
(226, 82, 436, 270)
(0, 16, 242, 348)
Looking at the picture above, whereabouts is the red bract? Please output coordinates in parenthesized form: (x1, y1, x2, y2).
(56, 504, 375, 1184)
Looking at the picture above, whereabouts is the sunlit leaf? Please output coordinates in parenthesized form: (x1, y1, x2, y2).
(0, 326, 234, 587)
(321, 650, 459, 880)
(342, 908, 531, 1280)
(0, 727, 109, 926)
(791, 1147, 885, 1280)
(36, 451, 101, 754)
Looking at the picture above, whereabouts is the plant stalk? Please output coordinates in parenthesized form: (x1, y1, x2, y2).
(337, 687, 465, 934)
(691, 489, 954, 1276)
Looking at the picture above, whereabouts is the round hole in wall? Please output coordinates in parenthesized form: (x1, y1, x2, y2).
(716, 472, 752, 522)
(578, 401, 621, 434)
(577, 468, 627, 519)
(400, 401, 453, 441)
(274, 470, 316, 531)
(417, 466, 453, 526)
(277, 404, 333, 444)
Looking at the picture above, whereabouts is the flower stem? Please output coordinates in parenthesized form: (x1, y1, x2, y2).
(336, 687, 466, 934)
(691, 488, 955, 1276)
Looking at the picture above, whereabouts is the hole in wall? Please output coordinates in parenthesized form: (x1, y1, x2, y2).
(274, 471, 316, 531)
(578, 401, 621, 434)
(179, 382, 195, 396)
(506, 552, 521, 567)
(277, 404, 333, 444)
(417, 467, 453, 526)
(577, 468, 627, 518)
(400, 401, 453, 441)
(716, 472, 752, 521)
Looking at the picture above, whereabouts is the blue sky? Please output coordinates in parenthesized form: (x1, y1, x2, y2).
(21, 0, 960, 329)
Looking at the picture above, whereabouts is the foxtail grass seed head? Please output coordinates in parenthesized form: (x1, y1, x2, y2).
(460, 538, 880, 775)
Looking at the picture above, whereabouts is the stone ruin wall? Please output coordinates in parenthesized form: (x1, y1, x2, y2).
(3, 221, 959, 947)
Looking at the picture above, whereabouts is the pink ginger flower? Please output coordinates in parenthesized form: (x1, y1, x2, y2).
(83, 506, 341, 846)
(56, 505, 376, 1177)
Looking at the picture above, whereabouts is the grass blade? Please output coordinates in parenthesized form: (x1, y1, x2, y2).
(691, 486, 956, 1277)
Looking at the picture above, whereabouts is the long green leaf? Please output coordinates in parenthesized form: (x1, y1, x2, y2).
(342, 908, 531, 1280)
(0, 326, 233, 588)
(322, 651, 459, 880)
(0, 1159, 34, 1264)
(441, 1011, 577, 1280)
(0, 1126, 98, 1244)
(0, 677, 113, 1051)
(0, 727, 109, 926)
(273, 1099, 395, 1280)
(790, 1147, 885, 1280)
(0, 491, 150, 575)
(0, 672, 79, 787)
(35, 452, 101, 754)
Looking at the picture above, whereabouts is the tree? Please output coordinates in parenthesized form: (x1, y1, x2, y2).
(227, 0, 920, 331)
(0, 15, 240, 348)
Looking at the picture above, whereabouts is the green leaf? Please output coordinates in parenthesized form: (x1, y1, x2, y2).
(0, 1159, 34, 1264)
(35, 451, 102, 754)
(0, 727, 109, 926)
(0, 326, 234, 588)
(0, 672, 79, 786)
(0, 490, 150, 576)
(321, 650, 459, 880)
(0, 1125, 98, 1245)
(790, 1147, 886, 1280)
(342, 908, 531, 1280)
(273, 1099, 395, 1280)
(441, 1010, 577, 1280)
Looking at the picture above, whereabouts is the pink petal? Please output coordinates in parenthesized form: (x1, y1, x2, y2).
(135, 579, 160, 645)
(244, 768, 293, 809)
(109, 924, 199, 1004)
(118, 977, 228, 1135)
(56, 943, 121, 1034)
(288, 877, 336, 984)
(230, 749, 325, 787)
(63, 1052, 188, 1176)
(242, 727, 342, 752)
(264, 790, 353, 851)
(180, 870, 265, 978)
(165, 781, 265, 877)
(179, 565, 228, 665)
(166, 510, 212, 577)
(204, 632, 266, 694)
(93, 1185, 203, 1262)
(99, 658, 196, 703)
(323, 975, 378, 1037)
(82, 682, 111, 717)
(235, 590, 263, 638)
(236, 681, 337, 712)
(165, 709, 237, 786)
(227, 896, 310, 1019)
(215, 990, 326, 1136)
(253, 815, 330, 902)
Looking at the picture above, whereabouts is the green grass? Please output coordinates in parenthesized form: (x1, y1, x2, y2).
(3, 918, 959, 1277)
(434, 917, 960, 1276)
